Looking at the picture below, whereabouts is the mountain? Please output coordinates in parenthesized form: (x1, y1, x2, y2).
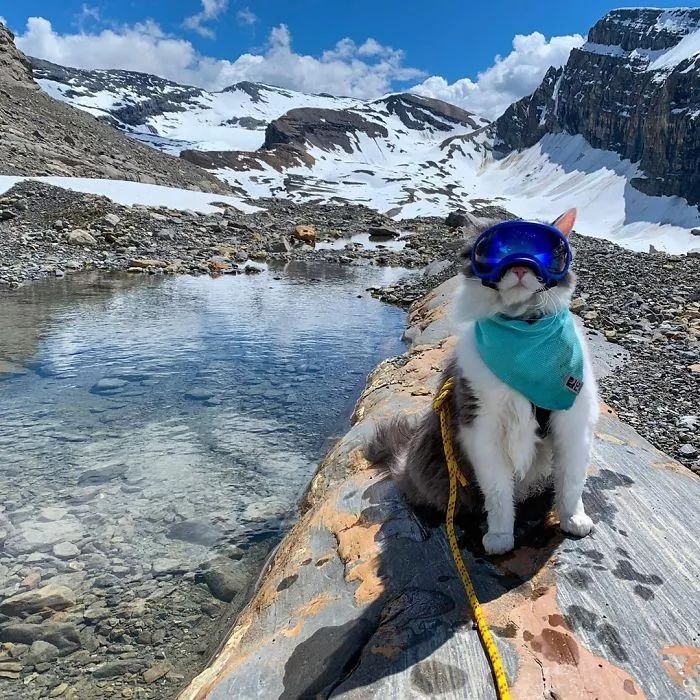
(7, 10, 700, 252)
(0, 24, 229, 194)
(495, 8, 700, 206)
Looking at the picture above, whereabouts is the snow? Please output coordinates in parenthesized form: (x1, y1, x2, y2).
(28, 70, 700, 254)
(0, 176, 261, 214)
(649, 28, 700, 70)
(472, 134, 700, 254)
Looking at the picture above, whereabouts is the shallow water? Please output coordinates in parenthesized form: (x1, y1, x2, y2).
(0, 261, 407, 615)
(315, 231, 409, 251)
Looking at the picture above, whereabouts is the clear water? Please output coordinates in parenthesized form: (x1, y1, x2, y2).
(315, 232, 409, 251)
(0, 262, 407, 594)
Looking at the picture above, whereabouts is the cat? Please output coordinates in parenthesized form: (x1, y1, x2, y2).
(366, 209, 599, 555)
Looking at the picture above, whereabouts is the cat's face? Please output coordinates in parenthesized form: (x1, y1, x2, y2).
(453, 209, 577, 322)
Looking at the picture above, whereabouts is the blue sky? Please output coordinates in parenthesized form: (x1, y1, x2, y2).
(1, 1, 690, 118)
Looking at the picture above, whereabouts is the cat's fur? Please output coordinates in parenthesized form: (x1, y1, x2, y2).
(366, 209, 599, 554)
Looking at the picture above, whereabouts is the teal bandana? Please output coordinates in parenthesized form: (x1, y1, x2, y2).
(474, 308, 584, 411)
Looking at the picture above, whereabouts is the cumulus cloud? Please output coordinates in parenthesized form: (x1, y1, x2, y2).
(236, 8, 257, 26)
(15, 17, 423, 97)
(183, 0, 229, 39)
(411, 32, 584, 120)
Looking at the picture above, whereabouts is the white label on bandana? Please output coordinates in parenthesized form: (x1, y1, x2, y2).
(565, 375, 583, 394)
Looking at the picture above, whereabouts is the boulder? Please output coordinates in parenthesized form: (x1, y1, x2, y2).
(0, 622, 81, 652)
(101, 213, 120, 227)
(24, 640, 60, 666)
(0, 585, 76, 616)
(292, 224, 316, 244)
(66, 229, 96, 246)
(202, 557, 248, 602)
(368, 225, 400, 239)
(128, 258, 168, 269)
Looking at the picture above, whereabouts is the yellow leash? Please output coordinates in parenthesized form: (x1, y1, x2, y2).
(432, 377, 512, 700)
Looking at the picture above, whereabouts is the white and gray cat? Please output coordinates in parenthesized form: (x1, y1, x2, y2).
(367, 209, 598, 555)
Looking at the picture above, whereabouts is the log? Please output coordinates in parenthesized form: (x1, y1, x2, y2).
(181, 277, 700, 700)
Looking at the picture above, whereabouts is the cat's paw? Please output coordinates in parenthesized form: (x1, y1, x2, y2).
(482, 532, 514, 555)
(560, 513, 594, 537)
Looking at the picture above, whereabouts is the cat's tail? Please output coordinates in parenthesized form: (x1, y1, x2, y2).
(364, 415, 416, 479)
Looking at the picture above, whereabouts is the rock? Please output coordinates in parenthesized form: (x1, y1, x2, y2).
(184, 387, 214, 401)
(143, 662, 171, 684)
(167, 520, 223, 547)
(151, 558, 188, 576)
(91, 377, 128, 393)
(52, 542, 79, 559)
(66, 229, 96, 246)
(102, 213, 120, 227)
(423, 259, 452, 278)
(0, 209, 17, 221)
(0, 622, 81, 652)
(678, 416, 698, 429)
(0, 585, 76, 616)
(38, 507, 67, 522)
(11, 519, 83, 552)
(128, 258, 168, 269)
(0, 660, 21, 679)
(571, 297, 587, 313)
(50, 682, 69, 697)
(53, 220, 64, 230)
(679, 444, 698, 458)
(444, 211, 469, 228)
(268, 237, 293, 253)
(24, 640, 60, 665)
(77, 464, 127, 486)
(92, 659, 143, 679)
(292, 224, 316, 244)
(202, 557, 248, 602)
(368, 226, 401, 239)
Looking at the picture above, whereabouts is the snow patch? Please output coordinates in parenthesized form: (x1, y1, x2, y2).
(0, 176, 261, 214)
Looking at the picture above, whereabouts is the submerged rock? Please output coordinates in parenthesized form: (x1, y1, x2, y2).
(202, 557, 247, 602)
(0, 585, 76, 616)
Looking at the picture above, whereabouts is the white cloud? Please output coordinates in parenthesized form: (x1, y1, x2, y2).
(183, 0, 229, 39)
(15, 17, 423, 97)
(236, 8, 257, 26)
(411, 32, 584, 120)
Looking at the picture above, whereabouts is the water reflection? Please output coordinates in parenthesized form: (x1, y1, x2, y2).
(0, 262, 407, 628)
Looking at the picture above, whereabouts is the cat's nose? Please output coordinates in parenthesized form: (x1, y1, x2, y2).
(510, 266, 528, 281)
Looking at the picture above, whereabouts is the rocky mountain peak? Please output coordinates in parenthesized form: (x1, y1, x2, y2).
(587, 7, 700, 52)
(0, 23, 37, 89)
(494, 6, 700, 206)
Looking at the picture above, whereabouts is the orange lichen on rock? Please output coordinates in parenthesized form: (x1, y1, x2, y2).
(510, 587, 645, 699)
(660, 645, 700, 689)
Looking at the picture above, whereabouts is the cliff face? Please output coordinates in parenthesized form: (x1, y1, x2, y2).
(495, 8, 700, 206)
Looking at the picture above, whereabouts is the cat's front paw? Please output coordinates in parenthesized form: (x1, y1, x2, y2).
(560, 513, 594, 537)
(482, 532, 514, 555)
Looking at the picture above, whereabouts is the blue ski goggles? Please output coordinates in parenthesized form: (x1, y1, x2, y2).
(470, 220, 572, 287)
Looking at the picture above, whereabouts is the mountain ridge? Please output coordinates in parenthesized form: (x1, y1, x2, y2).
(4, 10, 700, 252)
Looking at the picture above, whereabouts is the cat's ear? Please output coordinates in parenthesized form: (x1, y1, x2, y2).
(552, 208, 577, 237)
